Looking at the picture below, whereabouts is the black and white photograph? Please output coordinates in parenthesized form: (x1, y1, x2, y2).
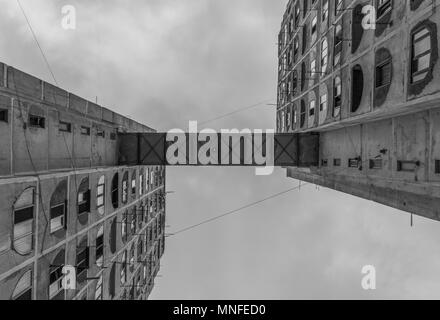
(0, 0, 440, 312)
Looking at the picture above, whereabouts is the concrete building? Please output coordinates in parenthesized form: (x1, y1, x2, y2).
(0, 62, 166, 300)
(277, 0, 440, 220)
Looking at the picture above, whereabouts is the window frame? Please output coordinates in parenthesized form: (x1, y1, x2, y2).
(13, 188, 35, 255)
(96, 176, 105, 215)
(411, 26, 432, 84)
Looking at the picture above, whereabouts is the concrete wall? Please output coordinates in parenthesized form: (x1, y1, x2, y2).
(0, 63, 166, 300)
(0, 165, 166, 300)
(0, 63, 154, 177)
(278, 0, 440, 133)
(289, 108, 440, 220)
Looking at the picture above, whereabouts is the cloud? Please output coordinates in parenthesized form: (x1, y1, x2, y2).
(2, 0, 440, 300)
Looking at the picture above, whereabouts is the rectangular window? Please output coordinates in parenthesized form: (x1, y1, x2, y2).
(78, 190, 90, 215)
(370, 159, 383, 169)
(122, 213, 127, 241)
(411, 27, 431, 83)
(348, 158, 360, 168)
(49, 266, 64, 299)
(131, 177, 136, 195)
(76, 246, 89, 277)
(311, 16, 318, 43)
(97, 181, 105, 210)
(435, 160, 440, 174)
(309, 100, 316, 117)
(122, 180, 128, 203)
(320, 94, 328, 112)
(377, 0, 392, 19)
(96, 234, 104, 265)
(334, 25, 343, 66)
(0, 109, 8, 123)
(50, 203, 66, 233)
(333, 159, 341, 167)
(334, 78, 342, 116)
(29, 115, 45, 129)
(397, 160, 419, 172)
(376, 59, 392, 87)
(139, 174, 144, 195)
(80, 126, 91, 136)
(96, 130, 105, 138)
(14, 207, 33, 253)
(120, 252, 127, 285)
(59, 121, 72, 133)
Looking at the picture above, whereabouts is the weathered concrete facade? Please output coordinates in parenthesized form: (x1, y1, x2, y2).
(0, 63, 166, 300)
(277, 0, 440, 221)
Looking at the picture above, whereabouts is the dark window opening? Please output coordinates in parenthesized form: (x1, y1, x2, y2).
(96, 228, 104, 267)
(59, 121, 71, 133)
(80, 126, 90, 136)
(348, 158, 361, 168)
(375, 48, 393, 107)
(351, 65, 364, 113)
(110, 218, 117, 254)
(111, 173, 119, 209)
(334, 159, 341, 167)
(376, 59, 392, 87)
(76, 245, 89, 278)
(301, 62, 307, 91)
(78, 190, 90, 216)
(0, 109, 8, 123)
(303, 0, 308, 18)
(302, 25, 308, 55)
(29, 115, 45, 129)
(300, 100, 306, 128)
(321, 159, 328, 167)
(410, 0, 424, 11)
(435, 160, 440, 174)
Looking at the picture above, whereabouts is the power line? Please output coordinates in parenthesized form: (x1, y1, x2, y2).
(16, 0, 59, 86)
(169, 184, 302, 237)
(15, 0, 84, 247)
(198, 99, 274, 126)
(168, 156, 382, 238)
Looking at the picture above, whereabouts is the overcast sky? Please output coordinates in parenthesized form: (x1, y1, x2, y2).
(2, 0, 440, 299)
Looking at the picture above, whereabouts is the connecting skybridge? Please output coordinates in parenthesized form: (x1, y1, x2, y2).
(118, 132, 320, 170)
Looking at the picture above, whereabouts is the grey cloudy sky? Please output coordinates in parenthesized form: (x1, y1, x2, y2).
(2, 0, 440, 299)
